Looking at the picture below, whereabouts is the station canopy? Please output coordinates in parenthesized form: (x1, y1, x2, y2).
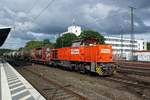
(0, 27, 11, 46)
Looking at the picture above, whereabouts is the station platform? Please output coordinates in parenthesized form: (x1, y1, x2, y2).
(0, 61, 46, 100)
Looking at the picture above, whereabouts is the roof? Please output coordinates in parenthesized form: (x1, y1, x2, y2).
(0, 27, 11, 46)
(105, 36, 144, 41)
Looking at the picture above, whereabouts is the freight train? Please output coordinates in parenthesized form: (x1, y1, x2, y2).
(4, 39, 116, 76)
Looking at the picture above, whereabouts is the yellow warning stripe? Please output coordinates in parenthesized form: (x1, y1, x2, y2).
(96, 66, 102, 74)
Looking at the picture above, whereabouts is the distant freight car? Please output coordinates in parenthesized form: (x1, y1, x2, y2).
(32, 48, 46, 64)
(20, 50, 32, 61)
(32, 48, 51, 64)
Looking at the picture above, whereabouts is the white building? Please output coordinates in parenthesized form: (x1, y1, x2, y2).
(105, 36, 147, 60)
(61, 25, 81, 36)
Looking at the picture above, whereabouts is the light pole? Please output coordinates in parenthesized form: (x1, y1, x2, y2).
(129, 6, 136, 60)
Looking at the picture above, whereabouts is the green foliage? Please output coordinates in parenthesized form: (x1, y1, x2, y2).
(147, 42, 150, 50)
(18, 47, 24, 51)
(43, 39, 50, 44)
(0, 49, 14, 56)
(55, 33, 78, 48)
(79, 30, 105, 44)
(24, 39, 53, 50)
(43, 39, 54, 48)
(25, 41, 43, 50)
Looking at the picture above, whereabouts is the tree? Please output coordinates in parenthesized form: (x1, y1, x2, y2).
(79, 30, 105, 44)
(0, 49, 14, 56)
(147, 42, 150, 50)
(43, 39, 50, 44)
(55, 33, 78, 48)
(25, 40, 43, 50)
(24, 39, 53, 50)
(43, 39, 54, 48)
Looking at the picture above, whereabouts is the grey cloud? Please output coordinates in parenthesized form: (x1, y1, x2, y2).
(0, 0, 150, 44)
(99, 0, 150, 9)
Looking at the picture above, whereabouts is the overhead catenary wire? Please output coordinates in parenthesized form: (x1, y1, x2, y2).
(12, 0, 39, 29)
(1, 0, 56, 49)
(26, 0, 39, 13)
(12, 0, 55, 31)
(31, 0, 55, 23)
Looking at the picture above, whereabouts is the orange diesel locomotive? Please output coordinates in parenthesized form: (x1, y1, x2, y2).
(50, 40, 115, 75)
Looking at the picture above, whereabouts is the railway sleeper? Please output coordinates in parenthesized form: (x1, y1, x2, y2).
(54, 94, 76, 100)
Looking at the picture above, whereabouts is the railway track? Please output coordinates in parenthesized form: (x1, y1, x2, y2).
(117, 61, 150, 68)
(117, 68, 150, 77)
(11, 60, 150, 99)
(114, 63, 150, 99)
(18, 67, 87, 100)
(119, 66, 150, 71)
(105, 75, 150, 100)
(116, 61, 150, 77)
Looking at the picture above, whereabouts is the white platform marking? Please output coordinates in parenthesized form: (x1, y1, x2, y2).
(9, 81, 22, 87)
(8, 79, 20, 84)
(8, 78, 19, 83)
(10, 84, 24, 91)
(1, 62, 46, 100)
(7, 63, 46, 100)
(19, 94, 32, 100)
(12, 89, 27, 97)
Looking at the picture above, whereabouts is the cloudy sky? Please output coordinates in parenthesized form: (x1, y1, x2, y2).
(0, 0, 150, 49)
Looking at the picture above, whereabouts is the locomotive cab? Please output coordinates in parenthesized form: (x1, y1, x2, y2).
(71, 39, 116, 75)
(72, 38, 100, 47)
